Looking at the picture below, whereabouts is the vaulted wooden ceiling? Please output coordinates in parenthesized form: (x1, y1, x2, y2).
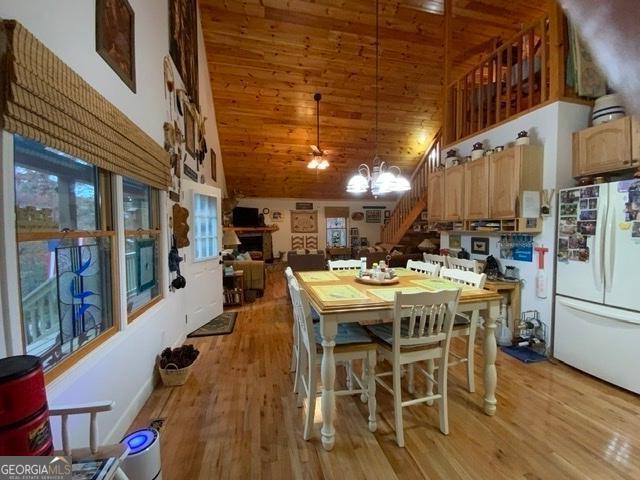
(201, 0, 549, 198)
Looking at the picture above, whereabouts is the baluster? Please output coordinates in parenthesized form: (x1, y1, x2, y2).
(541, 18, 548, 102)
(528, 28, 535, 109)
(517, 34, 523, 113)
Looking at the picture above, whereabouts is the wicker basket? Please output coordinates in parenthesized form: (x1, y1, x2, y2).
(157, 356, 197, 387)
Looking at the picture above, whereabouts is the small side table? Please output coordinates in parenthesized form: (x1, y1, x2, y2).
(223, 270, 244, 307)
(484, 279, 522, 342)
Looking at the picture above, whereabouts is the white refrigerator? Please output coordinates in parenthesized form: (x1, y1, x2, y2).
(554, 180, 640, 394)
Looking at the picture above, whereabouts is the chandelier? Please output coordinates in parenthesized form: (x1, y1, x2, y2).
(345, 0, 410, 195)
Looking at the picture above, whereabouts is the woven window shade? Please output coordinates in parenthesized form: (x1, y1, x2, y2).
(0, 20, 170, 189)
(324, 206, 349, 218)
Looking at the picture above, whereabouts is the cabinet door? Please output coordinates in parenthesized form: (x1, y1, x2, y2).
(632, 116, 640, 168)
(574, 116, 632, 176)
(427, 171, 444, 221)
(464, 158, 489, 219)
(489, 149, 520, 219)
(444, 165, 465, 221)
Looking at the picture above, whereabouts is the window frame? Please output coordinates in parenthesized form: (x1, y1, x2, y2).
(11, 137, 120, 380)
(326, 216, 348, 248)
(192, 191, 220, 263)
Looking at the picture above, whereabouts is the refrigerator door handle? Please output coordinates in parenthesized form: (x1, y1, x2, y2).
(558, 297, 640, 326)
(592, 192, 607, 290)
(604, 195, 616, 292)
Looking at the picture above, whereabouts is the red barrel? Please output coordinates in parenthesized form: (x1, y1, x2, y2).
(0, 355, 53, 455)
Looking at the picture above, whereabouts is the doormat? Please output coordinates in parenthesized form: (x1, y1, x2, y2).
(501, 345, 548, 363)
(187, 312, 237, 337)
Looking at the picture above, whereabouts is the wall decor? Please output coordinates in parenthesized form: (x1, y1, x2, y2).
(449, 234, 461, 249)
(271, 210, 283, 222)
(295, 202, 313, 210)
(351, 211, 364, 221)
(291, 235, 304, 250)
(96, 0, 136, 92)
(184, 107, 196, 157)
(365, 209, 382, 223)
(305, 235, 318, 250)
(210, 149, 217, 182)
(183, 163, 198, 182)
(420, 211, 428, 221)
(172, 203, 190, 248)
(360, 237, 369, 247)
(291, 210, 318, 233)
(384, 210, 391, 219)
(136, 239, 156, 292)
(349, 227, 359, 236)
(470, 237, 490, 255)
(169, 0, 198, 103)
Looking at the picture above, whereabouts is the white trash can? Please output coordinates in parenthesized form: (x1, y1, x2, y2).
(121, 428, 162, 480)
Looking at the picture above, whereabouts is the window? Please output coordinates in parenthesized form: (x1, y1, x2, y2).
(193, 193, 219, 260)
(123, 178, 161, 319)
(326, 217, 347, 247)
(14, 135, 115, 372)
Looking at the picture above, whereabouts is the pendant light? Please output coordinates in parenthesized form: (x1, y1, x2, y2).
(308, 92, 329, 170)
(346, 0, 410, 195)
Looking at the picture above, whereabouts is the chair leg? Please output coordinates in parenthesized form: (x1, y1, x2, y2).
(467, 312, 479, 393)
(360, 359, 368, 403)
(293, 338, 302, 397)
(304, 358, 317, 441)
(295, 345, 306, 408)
(437, 355, 449, 435)
(366, 351, 377, 432)
(425, 359, 435, 406)
(290, 323, 298, 373)
(407, 363, 415, 394)
(392, 364, 405, 447)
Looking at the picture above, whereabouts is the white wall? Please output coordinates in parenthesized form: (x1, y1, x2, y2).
(237, 198, 396, 255)
(0, 0, 226, 446)
(440, 101, 591, 341)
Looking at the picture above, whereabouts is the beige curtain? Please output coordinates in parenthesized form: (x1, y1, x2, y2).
(0, 20, 170, 189)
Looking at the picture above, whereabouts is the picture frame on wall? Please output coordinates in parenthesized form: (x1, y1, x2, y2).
(136, 239, 156, 292)
(384, 210, 391, 219)
(420, 211, 428, 221)
(184, 107, 196, 157)
(470, 237, 490, 255)
(210, 148, 217, 182)
(96, 0, 136, 92)
(271, 210, 283, 222)
(295, 202, 313, 210)
(365, 209, 382, 223)
(169, 0, 198, 104)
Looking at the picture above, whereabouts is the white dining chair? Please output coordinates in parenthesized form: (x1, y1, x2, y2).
(328, 259, 362, 270)
(423, 253, 448, 268)
(406, 259, 440, 277)
(366, 289, 460, 446)
(288, 276, 377, 439)
(439, 267, 487, 392)
(446, 256, 481, 273)
(285, 267, 299, 377)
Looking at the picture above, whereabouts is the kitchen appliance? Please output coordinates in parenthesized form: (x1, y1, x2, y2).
(554, 180, 640, 393)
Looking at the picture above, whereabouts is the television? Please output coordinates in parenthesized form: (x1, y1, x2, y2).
(233, 207, 260, 227)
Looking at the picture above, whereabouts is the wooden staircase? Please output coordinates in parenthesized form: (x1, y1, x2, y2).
(381, 134, 441, 245)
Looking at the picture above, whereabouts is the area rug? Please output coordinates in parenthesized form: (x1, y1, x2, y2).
(187, 312, 237, 337)
(501, 345, 548, 364)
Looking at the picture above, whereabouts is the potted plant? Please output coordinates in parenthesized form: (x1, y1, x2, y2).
(157, 344, 200, 387)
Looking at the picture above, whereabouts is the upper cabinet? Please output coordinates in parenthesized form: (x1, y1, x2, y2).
(443, 165, 465, 221)
(489, 145, 543, 219)
(427, 170, 444, 221)
(573, 116, 639, 177)
(464, 157, 489, 220)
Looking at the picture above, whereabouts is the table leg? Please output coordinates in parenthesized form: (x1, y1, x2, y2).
(483, 300, 500, 416)
(320, 317, 338, 450)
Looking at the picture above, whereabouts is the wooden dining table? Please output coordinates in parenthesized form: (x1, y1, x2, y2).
(294, 268, 504, 451)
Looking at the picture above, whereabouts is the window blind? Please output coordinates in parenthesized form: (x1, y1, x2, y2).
(0, 20, 170, 189)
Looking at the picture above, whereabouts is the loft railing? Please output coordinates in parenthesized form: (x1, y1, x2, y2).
(444, 11, 568, 144)
(381, 133, 441, 245)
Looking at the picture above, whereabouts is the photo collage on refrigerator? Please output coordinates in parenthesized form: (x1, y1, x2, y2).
(558, 186, 599, 262)
(620, 179, 640, 241)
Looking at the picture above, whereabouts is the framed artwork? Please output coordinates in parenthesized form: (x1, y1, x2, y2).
(420, 211, 428, 221)
(349, 227, 359, 236)
(449, 234, 462, 249)
(169, 0, 198, 103)
(365, 209, 382, 223)
(291, 210, 318, 233)
(295, 202, 313, 210)
(291, 235, 304, 250)
(471, 237, 490, 255)
(210, 149, 217, 182)
(384, 210, 391, 219)
(96, 0, 136, 92)
(360, 237, 369, 247)
(305, 235, 318, 250)
(271, 210, 283, 222)
(184, 108, 196, 157)
(136, 239, 156, 292)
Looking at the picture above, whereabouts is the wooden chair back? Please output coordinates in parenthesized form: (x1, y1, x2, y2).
(423, 253, 448, 268)
(406, 259, 440, 277)
(328, 259, 361, 270)
(446, 257, 480, 273)
(440, 267, 487, 288)
(392, 289, 460, 350)
(288, 277, 316, 361)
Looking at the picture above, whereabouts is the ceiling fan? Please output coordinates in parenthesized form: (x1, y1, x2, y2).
(308, 92, 329, 170)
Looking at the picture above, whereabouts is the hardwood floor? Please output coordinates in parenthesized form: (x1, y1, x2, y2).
(130, 270, 640, 479)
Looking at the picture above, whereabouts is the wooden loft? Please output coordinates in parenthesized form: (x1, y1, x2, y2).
(443, 3, 589, 145)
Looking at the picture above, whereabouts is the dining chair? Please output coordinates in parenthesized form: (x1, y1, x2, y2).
(328, 259, 362, 270)
(423, 253, 448, 268)
(406, 259, 440, 277)
(366, 289, 460, 446)
(288, 276, 378, 439)
(438, 267, 487, 392)
(446, 256, 481, 273)
(285, 267, 299, 377)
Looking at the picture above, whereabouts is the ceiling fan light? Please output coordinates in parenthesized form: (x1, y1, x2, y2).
(307, 158, 319, 169)
(318, 159, 329, 169)
(373, 170, 395, 193)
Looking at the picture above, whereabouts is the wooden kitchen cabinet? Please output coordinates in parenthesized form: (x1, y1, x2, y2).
(443, 164, 465, 221)
(427, 170, 444, 221)
(489, 145, 543, 219)
(572, 116, 638, 177)
(464, 156, 489, 219)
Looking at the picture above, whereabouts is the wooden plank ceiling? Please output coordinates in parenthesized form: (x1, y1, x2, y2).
(201, 0, 548, 199)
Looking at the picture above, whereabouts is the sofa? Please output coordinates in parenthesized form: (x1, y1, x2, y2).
(223, 260, 265, 295)
(286, 250, 327, 271)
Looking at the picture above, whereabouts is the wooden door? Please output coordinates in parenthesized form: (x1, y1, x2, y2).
(489, 148, 520, 219)
(427, 170, 444, 221)
(573, 116, 632, 177)
(444, 165, 465, 221)
(464, 157, 489, 219)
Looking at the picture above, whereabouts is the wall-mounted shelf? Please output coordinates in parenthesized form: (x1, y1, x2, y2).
(223, 226, 279, 233)
(431, 218, 542, 235)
